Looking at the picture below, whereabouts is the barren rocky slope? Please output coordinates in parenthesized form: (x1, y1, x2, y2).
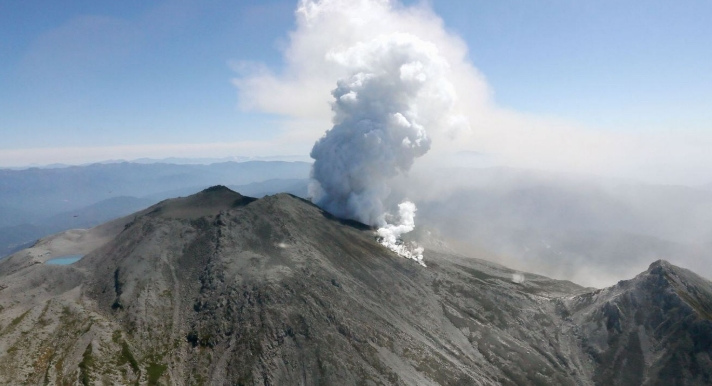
(0, 186, 710, 385)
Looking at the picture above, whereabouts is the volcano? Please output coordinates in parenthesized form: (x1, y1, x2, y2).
(1, 186, 711, 385)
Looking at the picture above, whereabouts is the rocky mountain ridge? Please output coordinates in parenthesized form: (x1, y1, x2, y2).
(0, 186, 710, 385)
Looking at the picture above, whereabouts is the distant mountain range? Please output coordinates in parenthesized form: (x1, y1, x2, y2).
(1, 155, 313, 170)
(0, 161, 311, 257)
(0, 160, 311, 216)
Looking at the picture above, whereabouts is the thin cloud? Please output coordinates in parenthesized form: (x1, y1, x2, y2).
(0, 141, 291, 168)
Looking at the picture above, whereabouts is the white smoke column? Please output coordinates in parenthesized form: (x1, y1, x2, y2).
(376, 201, 425, 266)
(309, 33, 466, 264)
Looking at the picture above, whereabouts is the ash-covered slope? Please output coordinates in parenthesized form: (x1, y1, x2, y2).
(0, 186, 711, 385)
(562, 260, 712, 385)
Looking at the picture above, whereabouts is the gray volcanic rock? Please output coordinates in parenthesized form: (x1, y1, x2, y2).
(562, 260, 712, 385)
(0, 186, 711, 385)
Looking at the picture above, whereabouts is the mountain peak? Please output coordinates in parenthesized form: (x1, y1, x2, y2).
(562, 259, 712, 384)
(144, 185, 256, 220)
(200, 184, 234, 193)
(647, 258, 673, 272)
(644, 259, 712, 321)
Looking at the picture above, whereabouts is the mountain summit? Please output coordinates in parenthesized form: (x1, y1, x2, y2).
(1, 187, 711, 385)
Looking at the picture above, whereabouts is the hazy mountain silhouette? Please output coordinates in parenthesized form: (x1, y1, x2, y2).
(0, 161, 310, 258)
(0, 161, 310, 217)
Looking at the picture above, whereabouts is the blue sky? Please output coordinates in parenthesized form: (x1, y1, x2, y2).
(431, 0, 711, 133)
(1, 0, 711, 181)
(1, 0, 295, 149)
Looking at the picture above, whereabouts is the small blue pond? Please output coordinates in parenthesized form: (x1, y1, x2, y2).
(46, 254, 83, 265)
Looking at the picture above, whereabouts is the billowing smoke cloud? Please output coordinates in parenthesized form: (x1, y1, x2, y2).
(376, 201, 425, 266)
(234, 0, 485, 156)
(235, 0, 712, 187)
(233, 0, 712, 286)
(308, 32, 466, 264)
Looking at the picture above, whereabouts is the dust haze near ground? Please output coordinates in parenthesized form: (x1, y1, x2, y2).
(396, 163, 712, 288)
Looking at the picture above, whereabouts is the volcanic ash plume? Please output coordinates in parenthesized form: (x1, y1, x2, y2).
(309, 33, 465, 264)
(376, 201, 425, 266)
